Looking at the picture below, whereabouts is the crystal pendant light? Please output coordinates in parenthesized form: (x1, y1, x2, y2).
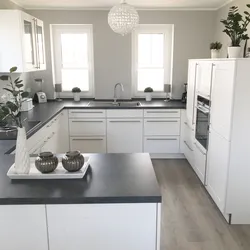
(108, 0, 139, 36)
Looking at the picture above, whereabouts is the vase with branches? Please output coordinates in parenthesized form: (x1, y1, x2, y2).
(220, 5, 250, 58)
(0, 67, 30, 174)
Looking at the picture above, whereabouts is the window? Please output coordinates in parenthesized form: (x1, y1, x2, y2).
(132, 24, 174, 96)
(51, 24, 94, 96)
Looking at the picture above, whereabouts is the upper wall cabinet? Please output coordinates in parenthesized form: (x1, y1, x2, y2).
(0, 10, 46, 73)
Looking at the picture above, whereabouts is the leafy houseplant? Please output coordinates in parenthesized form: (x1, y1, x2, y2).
(0, 67, 30, 174)
(144, 87, 153, 102)
(210, 42, 223, 58)
(72, 87, 81, 102)
(220, 5, 250, 58)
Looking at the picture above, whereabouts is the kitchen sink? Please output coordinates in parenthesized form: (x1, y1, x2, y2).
(87, 101, 141, 107)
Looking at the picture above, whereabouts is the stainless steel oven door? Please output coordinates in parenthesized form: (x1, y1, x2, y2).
(195, 104, 209, 150)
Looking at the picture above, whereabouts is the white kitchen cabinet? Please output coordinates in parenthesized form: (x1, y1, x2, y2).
(70, 137, 106, 153)
(0, 205, 48, 250)
(206, 129, 230, 213)
(46, 203, 158, 250)
(144, 118, 180, 136)
(69, 119, 106, 136)
(210, 61, 235, 141)
(144, 109, 180, 118)
(196, 61, 213, 99)
(107, 119, 143, 153)
(193, 141, 206, 184)
(0, 10, 46, 72)
(144, 136, 180, 154)
(186, 60, 198, 128)
(56, 110, 69, 153)
(69, 109, 106, 118)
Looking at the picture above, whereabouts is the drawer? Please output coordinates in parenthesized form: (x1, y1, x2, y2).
(69, 119, 106, 136)
(183, 140, 194, 167)
(70, 137, 106, 153)
(107, 109, 143, 118)
(144, 109, 180, 118)
(69, 109, 106, 118)
(144, 136, 180, 154)
(144, 118, 180, 136)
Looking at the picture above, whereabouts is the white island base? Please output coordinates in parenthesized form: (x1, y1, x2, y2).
(0, 203, 161, 250)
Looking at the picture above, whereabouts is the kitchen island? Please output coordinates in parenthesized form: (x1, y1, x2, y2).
(0, 153, 161, 250)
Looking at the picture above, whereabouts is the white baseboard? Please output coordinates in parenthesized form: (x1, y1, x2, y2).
(231, 213, 250, 224)
(150, 153, 185, 159)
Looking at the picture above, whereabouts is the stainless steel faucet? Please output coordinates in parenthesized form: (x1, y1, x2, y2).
(113, 83, 124, 104)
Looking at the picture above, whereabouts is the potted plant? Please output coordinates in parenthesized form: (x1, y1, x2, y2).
(210, 42, 222, 58)
(144, 87, 153, 102)
(0, 67, 30, 174)
(221, 5, 250, 58)
(72, 87, 81, 102)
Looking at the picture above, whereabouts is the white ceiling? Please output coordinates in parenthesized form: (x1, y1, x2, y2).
(12, 0, 231, 10)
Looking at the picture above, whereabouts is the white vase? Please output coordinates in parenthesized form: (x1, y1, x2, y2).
(14, 127, 30, 174)
(145, 93, 152, 102)
(211, 49, 220, 59)
(228, 46, 242, 58)
(73, 93, 80, 102)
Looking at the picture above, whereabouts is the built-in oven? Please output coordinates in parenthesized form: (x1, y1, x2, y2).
(195, 95, 210, 151)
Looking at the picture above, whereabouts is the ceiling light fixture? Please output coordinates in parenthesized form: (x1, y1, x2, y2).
(108, 0, 139, 36)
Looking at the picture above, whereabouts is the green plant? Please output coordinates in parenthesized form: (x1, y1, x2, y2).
(72, 87, 81, 93)
(0, 67, 29, 128)
(221, 5, 250, 46)
(210, 42, 223, 50)
(144, 87, 153, 93)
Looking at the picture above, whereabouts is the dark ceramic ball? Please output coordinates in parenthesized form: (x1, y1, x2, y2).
(35, 152, 58, 174)
(62, 151, 84, 172)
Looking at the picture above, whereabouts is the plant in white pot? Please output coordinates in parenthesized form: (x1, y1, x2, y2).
(0, 67, 30, 174)
(210, 42, 222, 58)
(144, 87, 153, 102)
(221, 5, 250, 58)
(72, 87, 81, 102)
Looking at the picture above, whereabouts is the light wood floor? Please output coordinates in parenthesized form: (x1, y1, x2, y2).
(153, 159, 250, 250)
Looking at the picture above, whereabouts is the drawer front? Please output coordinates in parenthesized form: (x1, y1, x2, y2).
(144, 118, 180, 136)
(144, 109, 180, 118)
(183, 140, 194, 167)
(70, 137, 106, 153)
(69, 119, 106, 136)
(69, 109, 106, 118)
(144, 136, 180, 154)
(107, 109, 143, 118)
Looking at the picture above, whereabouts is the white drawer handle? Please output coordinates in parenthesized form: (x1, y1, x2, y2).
(194, 143, 206, 155)
(72, 138, 104, 141)
(146, 111, 178, 114)
(109, 120, 141, 123)
(147, 138, 177, 141)
(71, 120, 103, 123)
(71, 111, 103, 114)
(146, 120, 178, 123)
(184, 140, 193, 152)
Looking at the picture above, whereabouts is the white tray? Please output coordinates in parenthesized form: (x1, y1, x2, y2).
(7, 156, 90, 180)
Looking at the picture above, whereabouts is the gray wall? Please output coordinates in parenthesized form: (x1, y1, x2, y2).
(27, 9, 216, 99)
(0, 0, 23, 10)
(214, 0, 250, 57)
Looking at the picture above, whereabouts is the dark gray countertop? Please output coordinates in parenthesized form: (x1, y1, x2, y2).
(0, 153, 161, 205)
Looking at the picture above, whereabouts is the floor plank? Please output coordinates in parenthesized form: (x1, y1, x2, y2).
(152, 159, 250, 250)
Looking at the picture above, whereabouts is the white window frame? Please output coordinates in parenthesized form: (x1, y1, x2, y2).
(50, 24, 95, 97)
(132, 24, 174, 97)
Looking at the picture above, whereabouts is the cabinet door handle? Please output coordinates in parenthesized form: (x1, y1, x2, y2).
(146, 111, 178, 114)
(71, 120, 103, 123)
(184, 140, 193, 152)
(194, 142, 206, 155)
(146, 120, 178, 123)
(147, 138, 177, 141)
(72, 138, 104, 141)
(71, 111, 103, 114)
(109, 120, 141, 123)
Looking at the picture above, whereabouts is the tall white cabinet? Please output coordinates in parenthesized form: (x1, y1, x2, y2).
(0, 10, 46, 72)
(182, 58, 250, 224)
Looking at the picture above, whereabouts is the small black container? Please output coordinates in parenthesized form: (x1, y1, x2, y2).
(62, 151, 84, 172)
(35, 152, 58, 174)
